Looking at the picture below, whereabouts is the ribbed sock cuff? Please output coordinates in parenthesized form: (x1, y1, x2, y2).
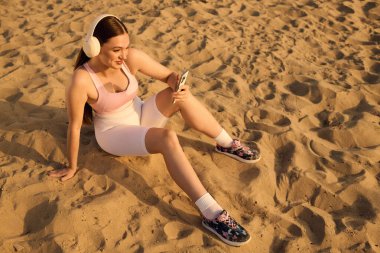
(195, 193, 216, 213)
(214, 129, 233, 148)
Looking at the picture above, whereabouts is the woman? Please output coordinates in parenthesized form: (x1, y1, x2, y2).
(49, 14, 260, 246)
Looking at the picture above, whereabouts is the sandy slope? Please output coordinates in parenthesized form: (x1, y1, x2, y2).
(0, 0, 379, 252)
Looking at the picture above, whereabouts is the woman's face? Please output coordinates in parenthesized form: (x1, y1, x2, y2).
(99, 33, 130, 69)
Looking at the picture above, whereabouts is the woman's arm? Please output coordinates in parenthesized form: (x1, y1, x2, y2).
(126, 48, 179, 90)
(66, 72, 87, 169)
(49, 70, 88, 181)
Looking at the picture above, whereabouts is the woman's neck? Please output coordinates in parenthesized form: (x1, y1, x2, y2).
(88, 58, 120, 78)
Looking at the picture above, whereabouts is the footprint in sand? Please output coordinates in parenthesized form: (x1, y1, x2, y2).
(274, 142, 296, 185)
(206, 8, 218, 16)
(264, 81, 276, 100)
(294, 206, 325, 244)
(83, 175, 116, 197)
(190, 56, 215, 71)
(361, 72, 379, 84)
(370, 33, 380, 44)
(66, 49, 79, 60)
(287, 223, 302, 237)
(270, 236, 289, 253)
(163, 221, 193, 240)
(306, 1, 319, 8)
(315, 110, 345, 128)
(376, 173, 380, 185)
(273, 216, 303, 240)
(345, 52, 365, 71)
(286, 6, 308, 19)
(370, 48, 380, 61)
(207, 80, 223, 92)
(18, 19, 28, 29)
(251, 10, 260, 16)
(137, 19, 154, 35)
(226, 78, 241, 96)
(186, 8, 197, 17)
(369, 62, 380, 74)
(286, 78, 322, 104)
(0, 49, 20, 58)
(319, 151, 355, 175)
(362, 2, 379, 19)
(71, 175, 115, 208)
(337, 4, 355, 15)
(342, 98, 378, 128)
(3, 61, 14, 68)
(335, 170, 366, 194)
(3, 88, 23, 104)
(245, 108, 291, 135)
(329, 150, 344, 163)
(335, 50, 345, 60)
(331, 194, 376, 233)
(143, 9, 161, 18)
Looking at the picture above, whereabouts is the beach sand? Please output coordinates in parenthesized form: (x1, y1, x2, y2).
(0, 0, 379, 252)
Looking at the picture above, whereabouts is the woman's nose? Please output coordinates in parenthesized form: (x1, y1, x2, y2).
(122, 49, 128, 59)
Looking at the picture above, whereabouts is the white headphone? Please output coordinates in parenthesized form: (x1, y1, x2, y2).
(82, 14, 120, 58)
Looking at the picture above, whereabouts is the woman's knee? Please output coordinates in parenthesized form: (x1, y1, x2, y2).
(145, 128, 180, 154)
(161, 128, 180, 150)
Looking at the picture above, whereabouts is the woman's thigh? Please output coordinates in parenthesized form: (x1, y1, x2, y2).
(152, 87, 179, 118)
(141, 87, 181, 128)
(95, 125, 150, 156)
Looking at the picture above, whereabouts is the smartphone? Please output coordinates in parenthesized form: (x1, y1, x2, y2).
(173, 70, 189, 104)
(175, 70, 189, 92)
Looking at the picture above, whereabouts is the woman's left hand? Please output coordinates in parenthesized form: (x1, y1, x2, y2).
(172, 85, 190, 103)
(48, 167, 77, 182)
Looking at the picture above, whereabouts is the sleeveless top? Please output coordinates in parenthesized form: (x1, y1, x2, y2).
(83, 62, 138, 114)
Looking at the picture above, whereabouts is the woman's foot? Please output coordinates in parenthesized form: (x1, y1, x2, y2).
(201, 210, 251, 247)
(215, 139, 261, 163)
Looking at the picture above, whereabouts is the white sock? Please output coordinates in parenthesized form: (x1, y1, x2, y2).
(214, 129, 233, 148)
(195, 193, 223, 220)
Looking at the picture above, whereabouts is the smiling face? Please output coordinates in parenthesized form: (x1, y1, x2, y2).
(98, 33, 130, 69)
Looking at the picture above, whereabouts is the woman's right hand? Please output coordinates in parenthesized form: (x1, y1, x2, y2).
(166, 72, 179, 91)
(48, 167, 77, 181)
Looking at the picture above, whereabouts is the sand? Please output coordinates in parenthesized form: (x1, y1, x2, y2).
(0, 0, 379, 252)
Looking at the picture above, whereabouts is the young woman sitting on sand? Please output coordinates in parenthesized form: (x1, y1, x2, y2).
(48, 14, 260, 246)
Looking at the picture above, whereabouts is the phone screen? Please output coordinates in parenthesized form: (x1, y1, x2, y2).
(176, 70, 189, 91)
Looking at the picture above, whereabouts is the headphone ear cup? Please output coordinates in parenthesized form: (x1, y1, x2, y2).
(83, 36, 101, 58)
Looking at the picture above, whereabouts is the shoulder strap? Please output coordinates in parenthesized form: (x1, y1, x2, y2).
(83, 63, 103, 89)
(121, 62, 133, 76)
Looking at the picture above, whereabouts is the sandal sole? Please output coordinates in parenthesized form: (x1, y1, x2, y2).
(215, 148, 262, 164)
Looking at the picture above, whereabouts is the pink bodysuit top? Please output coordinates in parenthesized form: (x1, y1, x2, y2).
(84, 62, 138, 114)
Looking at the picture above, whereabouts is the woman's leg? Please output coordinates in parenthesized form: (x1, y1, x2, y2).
(145, 127, 207, 201)
(144, 127, 251, 246)
(154, 87, 261, 163)
(155, 87, 223, 138)
(145, 127, 224, 219)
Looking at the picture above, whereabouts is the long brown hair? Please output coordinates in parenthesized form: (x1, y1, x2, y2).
(73, 16, 128, 124)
